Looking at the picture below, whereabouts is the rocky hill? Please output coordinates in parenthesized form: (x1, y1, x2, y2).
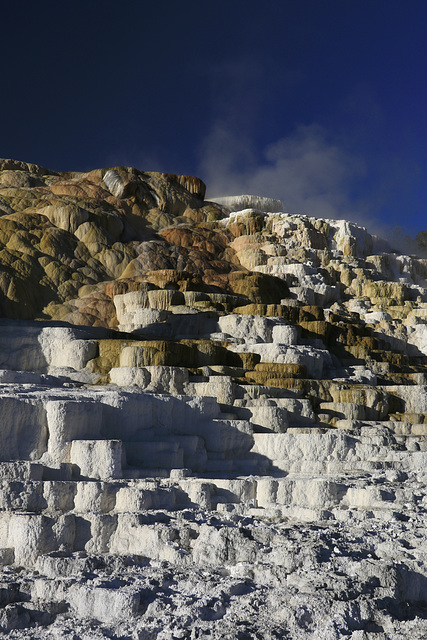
(0, 159, 427, 638)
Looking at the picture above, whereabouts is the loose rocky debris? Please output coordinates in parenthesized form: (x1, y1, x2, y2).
(1, 513, 427, 639)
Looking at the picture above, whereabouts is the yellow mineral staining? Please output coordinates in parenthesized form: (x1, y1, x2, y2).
(245, 363, 307, 387)
(91, 339, 134, 374)
(39, 204, 89, 234)
(2, 159, 427, 440)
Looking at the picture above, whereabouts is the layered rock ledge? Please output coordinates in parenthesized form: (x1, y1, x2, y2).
(0, 160, 426, 638)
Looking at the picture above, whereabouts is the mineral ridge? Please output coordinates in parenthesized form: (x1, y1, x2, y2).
(0, 160, 426, 637)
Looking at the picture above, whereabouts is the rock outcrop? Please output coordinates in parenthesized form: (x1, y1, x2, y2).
(0, 160, 427, 637)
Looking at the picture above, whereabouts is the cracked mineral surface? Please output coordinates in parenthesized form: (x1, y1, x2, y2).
(0, 161, 426, 637)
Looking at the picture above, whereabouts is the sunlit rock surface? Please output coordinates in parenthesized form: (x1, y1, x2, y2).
(1, 160, 427, 637)
(210, 194, 284, 212)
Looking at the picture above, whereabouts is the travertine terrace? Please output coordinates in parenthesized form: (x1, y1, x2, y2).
(0, 160, 426, 638)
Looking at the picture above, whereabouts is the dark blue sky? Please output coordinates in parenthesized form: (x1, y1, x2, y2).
(2, 1, 427, 235)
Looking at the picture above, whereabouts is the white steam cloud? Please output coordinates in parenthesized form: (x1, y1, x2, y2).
(198, 120, 425, 255)
(200, 121, 368, 223)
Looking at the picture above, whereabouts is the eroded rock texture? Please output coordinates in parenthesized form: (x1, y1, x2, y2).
(0, 160, 427, 638)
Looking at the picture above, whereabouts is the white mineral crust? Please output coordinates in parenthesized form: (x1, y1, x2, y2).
(1, 205, 427, 638)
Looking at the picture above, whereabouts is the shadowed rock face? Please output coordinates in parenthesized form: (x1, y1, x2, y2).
(4, 161, 427, 638)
